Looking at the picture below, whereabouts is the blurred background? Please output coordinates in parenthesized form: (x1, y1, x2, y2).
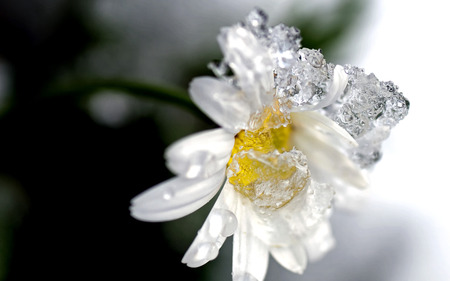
(1, 0, 449, 280)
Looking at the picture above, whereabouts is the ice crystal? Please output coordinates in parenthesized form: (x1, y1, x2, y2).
(213, 9, 337, 115)
(208, 8, 408, 168)
(323, 65, 410, 167)
(228, 149, 310, 210)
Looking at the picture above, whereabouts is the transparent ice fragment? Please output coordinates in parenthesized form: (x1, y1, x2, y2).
(335, 103, 370, 137)
(382, 91, 410, 126)
(268, 24, 301, 54)
(278, 48, 334, 111)
(228, 149, 310, 210)
(244, 8, 268, 37)
(303, 64, 348, 110)
(331, 65, 409, 138)
(298, 48, 325, 67)
(323, 65, 409, 167)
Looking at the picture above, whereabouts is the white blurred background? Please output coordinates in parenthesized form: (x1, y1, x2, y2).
(356, 0, 450, 280)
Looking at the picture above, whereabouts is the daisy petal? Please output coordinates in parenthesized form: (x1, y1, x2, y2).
(217, 25, 274, 110)
(328, 65, 349, 104)
(292, 112, 369, 189)
(189, 77, 251, 133)
(309, 64, 348, 110)
(270, 242, 307, 275)
(303, 222, 335, 261)
(233, 197, 269, 281)
(165, 128, 235, 178)
(130, 169, 225, 222)
(292, 111, 357, 149)
(181, 184, 238, 267)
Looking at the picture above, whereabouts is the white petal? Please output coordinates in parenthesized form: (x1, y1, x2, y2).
(328, 65, 349, 104)
(130, 169, 225, 222)
(182, 183, 239, 267)
(218, 25, 274, 110)
(165, 128, 235, 178)
(270, 242, 307, 275)
(189, 77, 251, 133)
(292, 111, 357, 149)
(310, 64, 348, 110)
(232, 196, 269, 281)
(291, 112, 369, 189)
(303, 221, 335, 261)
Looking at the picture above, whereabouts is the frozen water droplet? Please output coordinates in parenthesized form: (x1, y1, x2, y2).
(163, 190, 174, 200)
(228, 149, 310, 210)
(245, 8, 268, 29)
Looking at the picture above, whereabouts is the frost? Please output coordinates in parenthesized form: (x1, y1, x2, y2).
(323, 65, 410, 167)
(228, 149, 310, 210)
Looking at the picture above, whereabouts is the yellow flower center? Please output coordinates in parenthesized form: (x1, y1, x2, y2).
(227, 104, 310, 209)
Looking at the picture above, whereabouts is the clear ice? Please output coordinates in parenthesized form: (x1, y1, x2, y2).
(210, 9, 409, 168)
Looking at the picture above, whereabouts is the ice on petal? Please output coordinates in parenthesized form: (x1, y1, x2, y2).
(228, 149, 310, 210)
(323, 65, 409, 167)
(244, 8, 268, 37)
(292, 111, 357, 149)
(302, 181, 334, 228)
(270, 242, 307, 274)
(291, 112, 369, 189)
(308, 64, 348, 110)
(130, 169, 225, 222)
(303, 221, 335, 261)
(281, 48, 333, 111)
(182, 184, 238, 267)
(232, 195, 269, 281)
(165, 128, 235, 178)
(189, 77, 251, 133)
(217, 25, 274, 111)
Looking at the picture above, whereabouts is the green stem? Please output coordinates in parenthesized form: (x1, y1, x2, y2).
(45, 78, 209, 120)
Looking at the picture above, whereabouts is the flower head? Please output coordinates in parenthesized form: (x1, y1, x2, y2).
(130, 8, 409, 281)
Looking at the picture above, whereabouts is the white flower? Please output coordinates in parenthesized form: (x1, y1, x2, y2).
(130, 8, 409, 281)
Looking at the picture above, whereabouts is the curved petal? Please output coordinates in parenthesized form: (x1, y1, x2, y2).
(270, 242, 307, 275)
(309, 64, 348, 110)
(291, 111, 369, 189)
(165, 128, 235, 178)
(232, 196, 269, 281)
(182, 183, 238, 267)
(189, 77, 251, 133)
(130, 169, 226, 222)
(217, 25, 274, 110)
(292, 111, 357, 149)
(303, 221, 335, 262)
(327, 65, 349, 105)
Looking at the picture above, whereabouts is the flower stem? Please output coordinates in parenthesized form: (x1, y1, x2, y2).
(45, 78, 208, 120)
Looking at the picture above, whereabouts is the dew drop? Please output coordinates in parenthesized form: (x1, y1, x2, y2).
(163, 189, 174, 200)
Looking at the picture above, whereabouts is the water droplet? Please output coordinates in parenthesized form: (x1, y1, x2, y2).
(163, 189, 174, 200)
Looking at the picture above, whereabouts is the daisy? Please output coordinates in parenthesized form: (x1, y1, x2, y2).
(130, 8, 409, 281)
